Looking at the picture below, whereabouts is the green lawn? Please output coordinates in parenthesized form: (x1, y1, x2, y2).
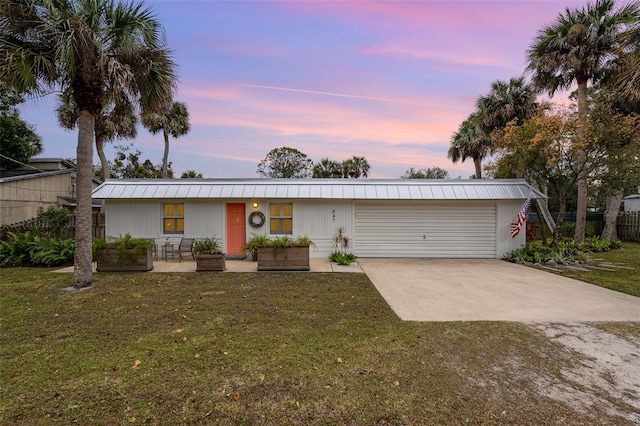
(0, 267, 637, 425)
(555, 242, 640, 296)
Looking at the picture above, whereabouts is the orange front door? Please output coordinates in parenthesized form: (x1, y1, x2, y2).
(226, 203, 246, 255)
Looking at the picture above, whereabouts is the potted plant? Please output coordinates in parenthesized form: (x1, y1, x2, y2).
(193, 236, 226, 271)
(243, 233, 270, 261)
(257, 235, 313, 271)
(93, 234, 154, 272)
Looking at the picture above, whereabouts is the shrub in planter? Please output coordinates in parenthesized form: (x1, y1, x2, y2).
(94, 234, 154, 272)
(193, 236, 226, 271)
(243, 233, 270, 261)
(256, 235, 313, 271)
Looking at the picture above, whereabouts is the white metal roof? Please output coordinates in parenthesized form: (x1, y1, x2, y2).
(92, 179, 545, 201)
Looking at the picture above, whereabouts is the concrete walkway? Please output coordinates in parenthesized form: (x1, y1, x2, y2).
(53, 258, 364, 273)
(358, 258, 640, 322)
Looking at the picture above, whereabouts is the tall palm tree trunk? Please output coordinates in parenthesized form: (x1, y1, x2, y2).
(74, 111, 95, 288)
(473, 157, 482, 179)
(162, 129, 170, 178)
(574, 79, 589, 244)
(96, 136, 110, 180)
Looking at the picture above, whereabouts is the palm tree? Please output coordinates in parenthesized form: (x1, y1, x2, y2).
(610, 17, 640, 101)
(476, 76, 538, 135)
(313, 158, 342, 178)
(0, 0, 176, 287)
(342, 156, 370, 178)
(448, 114, 492, 179)
(526, 0, 639, 243)
(56, 91, 138, 180)
(181, 170, 203, 178)
(142, 101, 190, 178)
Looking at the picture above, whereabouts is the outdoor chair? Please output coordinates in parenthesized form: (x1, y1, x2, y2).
(178, 238, 195, 263)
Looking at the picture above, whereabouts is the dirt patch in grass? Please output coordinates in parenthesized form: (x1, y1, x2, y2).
(533, 323, 640, 423)
(0, 268, 637, 424)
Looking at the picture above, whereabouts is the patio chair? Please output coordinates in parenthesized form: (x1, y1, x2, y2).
(178, 238, 195, 263)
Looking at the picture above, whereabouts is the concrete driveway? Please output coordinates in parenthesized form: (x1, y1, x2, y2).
(358, 258, 640, 322)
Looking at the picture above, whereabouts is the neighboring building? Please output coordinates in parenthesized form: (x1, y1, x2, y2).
(92, 179, 544, 259)
(0, 158, 101, 225)
(623, 186, 640, 212)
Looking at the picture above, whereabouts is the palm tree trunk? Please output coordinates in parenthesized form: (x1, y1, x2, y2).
(574, 79, 589, 244)
(96, 135, 110, 180)
(162, 129, 170, 178)
(473, 157, 482, 179)
(74, 110, 94, 288)
(601, 190, 623, 240)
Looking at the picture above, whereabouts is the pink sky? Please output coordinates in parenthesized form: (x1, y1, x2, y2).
(20, 0, 586, 179)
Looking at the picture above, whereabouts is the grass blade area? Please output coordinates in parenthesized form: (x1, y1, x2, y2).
(554, 242, 640, 296)
(0, 269, 635, 425)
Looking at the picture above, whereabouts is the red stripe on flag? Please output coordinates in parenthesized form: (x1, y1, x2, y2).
(511, 198, 532, 238)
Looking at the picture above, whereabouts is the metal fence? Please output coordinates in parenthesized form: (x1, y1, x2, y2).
(617, 212, 640, 242)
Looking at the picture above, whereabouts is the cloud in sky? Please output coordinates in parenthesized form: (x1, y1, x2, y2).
(20, 0, 587, 179)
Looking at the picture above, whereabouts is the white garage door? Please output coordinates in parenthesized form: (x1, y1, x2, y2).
(354, 201, 496, 258)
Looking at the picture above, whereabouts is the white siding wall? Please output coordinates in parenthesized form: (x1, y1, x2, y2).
(105, 200, 161, 238)
(105, 199, 228, 245)
(104, 198, 528, 260)
(496, 200, 527, 258)
(624, 198, 640, 212)
(292, 200, 353, 258)
(187, 200, 225, 244)
(246, 203, 267, 236)
(354, 201, 496, 258)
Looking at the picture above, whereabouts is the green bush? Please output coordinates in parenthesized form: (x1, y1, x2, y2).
(559, 221, 598, 239)
(34, 206, 72, 238)
(0, 231, 74, 267)
(504, 238, 623, 265)
(329, 251, 358, 265)
(578, 236, 622, 253)
(560, 222, 575, 238)
(29, 237, 75, 266)
(0, 232, 34, 266)
(193, 236, 223, 255)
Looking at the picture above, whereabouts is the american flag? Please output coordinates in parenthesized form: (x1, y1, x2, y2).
(511, 198, 532, 238)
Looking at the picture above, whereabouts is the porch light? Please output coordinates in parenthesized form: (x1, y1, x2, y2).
(252, 202, 259, 208)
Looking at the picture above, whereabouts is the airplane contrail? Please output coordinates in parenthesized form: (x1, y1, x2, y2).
(240, 83, 445, 107)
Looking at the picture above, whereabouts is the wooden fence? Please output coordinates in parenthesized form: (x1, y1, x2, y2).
(617, 212, 640, 242)
(4, 212, 105, 239)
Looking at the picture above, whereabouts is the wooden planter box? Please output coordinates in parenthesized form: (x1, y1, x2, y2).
(196, 254, 226, 271)
(96, 247, 154, 272)
(257, 245, 310, 271)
